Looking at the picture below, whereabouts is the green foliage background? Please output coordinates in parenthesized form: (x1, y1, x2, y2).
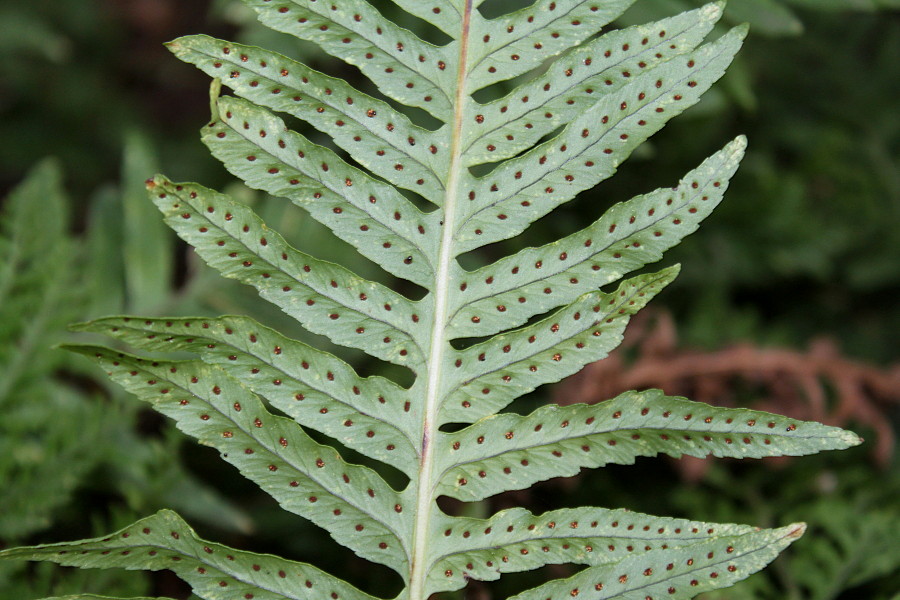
(0, 1, 897, 599)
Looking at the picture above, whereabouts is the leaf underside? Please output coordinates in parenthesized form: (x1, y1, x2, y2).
(0, 2, 861, 600)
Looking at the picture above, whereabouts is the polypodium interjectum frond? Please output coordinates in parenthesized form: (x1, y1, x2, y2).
(0, 2, 860, 599)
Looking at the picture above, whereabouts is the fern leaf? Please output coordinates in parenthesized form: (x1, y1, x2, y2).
(72, 315, 419, 473)
(0, 510, 377, 600)
(0, 160, 106, 540)
(455, 25, 747, 254)
(0, 159, 72, 402)
(434, 389, 862, 502)
(201, 96, 440, 285)
(168, 35, 447, 200)
(3, 2, 865, 599)
(468, 0, 635, 90)
(427, 506, 758, 593)
(65, 346, 410, 572)
(508, 524, 806, 600)
(149, 177, 427, 369)
(440, 268, 678, 424)
(449, 137, 744, 338)
(242, 0, 453, 116)
(463, 5, 723, 165)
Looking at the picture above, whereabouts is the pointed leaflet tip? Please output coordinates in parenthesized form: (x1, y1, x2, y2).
(786, 522, 807, 539)
(840, 429, 864, 447)
(721, 135, 747, 166)
(427, 505, 761, 593)
(653, 263, 681, 286)
(703, 1, 727, 22)
(637, 263, 681, 298)
(145, 174, 168, 191)
(163, 37, 183, 53)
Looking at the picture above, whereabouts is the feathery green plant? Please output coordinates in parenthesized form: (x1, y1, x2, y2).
(0, 159, 143, 598)
(0, 159, 106, 540)
(1, 1, 862, 599)
(0, 150, 253, 599)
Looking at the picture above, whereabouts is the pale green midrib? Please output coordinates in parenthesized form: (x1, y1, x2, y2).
(407, 2, 473, 598)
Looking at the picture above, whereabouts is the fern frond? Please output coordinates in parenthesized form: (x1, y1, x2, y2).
(0, 161, 107, 540)
(791, 497, 900, 597)
(0, 160, 72, 396)
(2, 1, 864, 599)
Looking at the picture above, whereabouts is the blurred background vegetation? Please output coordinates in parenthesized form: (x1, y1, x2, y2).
(0, 1, 897, 599)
